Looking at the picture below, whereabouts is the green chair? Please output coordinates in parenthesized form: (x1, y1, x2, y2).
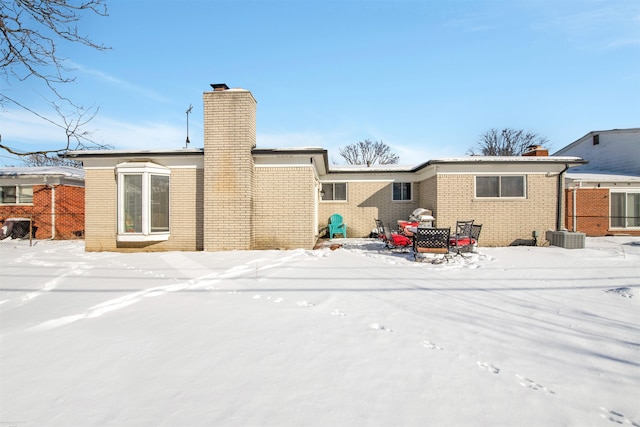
(328, 214, 347, 238)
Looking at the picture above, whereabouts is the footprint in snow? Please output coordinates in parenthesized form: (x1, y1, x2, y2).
(369, 323, 392, 332)
(296, 301, 315, 307)
(516, 374, 555, 394)
(604, 287, 633, 298)
(599, 407, 640, 426)
(477, 361, 500, 374)
(422, 340, 443, 350)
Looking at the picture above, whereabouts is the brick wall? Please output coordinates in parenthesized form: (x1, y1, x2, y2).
(417, 176, 438, 218)
(167, 168, 204, 250)
(84, 168, 204, 252)
(52, 185, 85, 239)
(565, 188, 640, 236)
(318, 181, 420, 237)
(254, 166, 317, 249)
(435, 174, 558, 246)
(84, 169, 117, 251)
(0, 184, 84, 240)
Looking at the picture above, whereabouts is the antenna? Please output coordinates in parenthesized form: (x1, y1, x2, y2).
(185, 104, 193, 148)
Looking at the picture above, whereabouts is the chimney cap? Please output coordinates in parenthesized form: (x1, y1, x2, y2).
(210, 83, 229, 91)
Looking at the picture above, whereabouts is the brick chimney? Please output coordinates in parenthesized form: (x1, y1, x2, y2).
(522, 145, 549, 157)
(203, 84, 257, 251)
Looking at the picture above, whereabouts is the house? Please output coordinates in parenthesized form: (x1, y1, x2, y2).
(67, 84, 586, 252)
(0, 166, 85, 239)
(553, 128, 640, 236)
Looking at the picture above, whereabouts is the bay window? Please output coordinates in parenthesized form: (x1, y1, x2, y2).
(117, 162, 170, 241)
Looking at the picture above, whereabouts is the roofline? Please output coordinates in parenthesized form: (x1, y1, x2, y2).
(64, 149, 204, 158)
(411, 157, 588, 172)
(327, 166, 415, 173)
(553, 127, 640, 155)
(252, 148, 330, 172)
(0, 166, 85, 180)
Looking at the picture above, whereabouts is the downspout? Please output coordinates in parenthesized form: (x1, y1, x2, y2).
(572, 182, 580, 232)
(557, 164, 570, 230)
(51, 184, 56, 239)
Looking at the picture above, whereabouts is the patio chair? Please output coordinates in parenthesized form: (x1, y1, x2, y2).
(470, 224, 482, 250)
(449, 220, 476, 254)
(413, 227, 451, 262)
(328, 214, 347, 238)
(374, 219, 412, 249)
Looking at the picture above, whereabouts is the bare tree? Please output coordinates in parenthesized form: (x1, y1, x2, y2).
(0, 0, 109, 156)
(339, 139, 399, 166)
(468, 128, 550, 156)
(21, 153, 81, 168)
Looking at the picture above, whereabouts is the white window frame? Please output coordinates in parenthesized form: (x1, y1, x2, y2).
(321, 182, 348, 202)
(0, 185, 33, 205)
(475, 175, 527, 199)
(610, 190, 640, 229)
(392, 182, 412, 201)
(116, 162, 170, 242)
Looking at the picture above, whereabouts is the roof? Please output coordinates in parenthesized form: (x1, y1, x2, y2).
(65, 149, 587, 176)
(566, 171, 640, 183)
(65, 148, 204, 158)
(411, 155, 587, 172)
(553, 128, 640, 156)
(329, 164, 416, 173)
(0, 166, 85, 180)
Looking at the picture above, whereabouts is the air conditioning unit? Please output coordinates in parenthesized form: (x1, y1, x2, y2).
(545, 230, 585, 249)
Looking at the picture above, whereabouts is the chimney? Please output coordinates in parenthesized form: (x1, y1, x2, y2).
(203, 84, 257, 251)
(523, 145, 549, 157)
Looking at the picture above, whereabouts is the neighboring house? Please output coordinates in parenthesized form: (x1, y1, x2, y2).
(553, 129, 640, 236)
(0, 167, 85, 239)
(67, 85, 585, 252)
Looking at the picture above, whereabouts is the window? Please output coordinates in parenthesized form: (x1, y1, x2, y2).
(593, 134, 599, 145)
(0, 186, 33, 204)
(321, 183, 347, 201)
(393, 182, 412, 201)
(117, 162, 170, 241)
(476, 176, 526, 198)
(611, 192, 640, 228)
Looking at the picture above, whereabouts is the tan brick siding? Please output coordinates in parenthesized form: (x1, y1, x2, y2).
(565, 188, 640, 236)
(84, 168, 203, 252)
(417, 176, 438, 218)
(434, 174, 558, 246)
(166, 168, 204, 250)
(254, 166, 317, 249)
(319, 181, 420, 237)
(84, 169, 117, 251)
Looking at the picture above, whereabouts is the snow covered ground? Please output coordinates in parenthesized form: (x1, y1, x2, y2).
(1, 237, 639, 427)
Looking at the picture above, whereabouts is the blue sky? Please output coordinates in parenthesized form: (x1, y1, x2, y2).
(1, 0, 639, 166)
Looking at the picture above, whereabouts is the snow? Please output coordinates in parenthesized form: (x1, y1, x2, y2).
(0, 166, 85, 179)
(1, 237, 639, 426)
(566, 171, 640, 183)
